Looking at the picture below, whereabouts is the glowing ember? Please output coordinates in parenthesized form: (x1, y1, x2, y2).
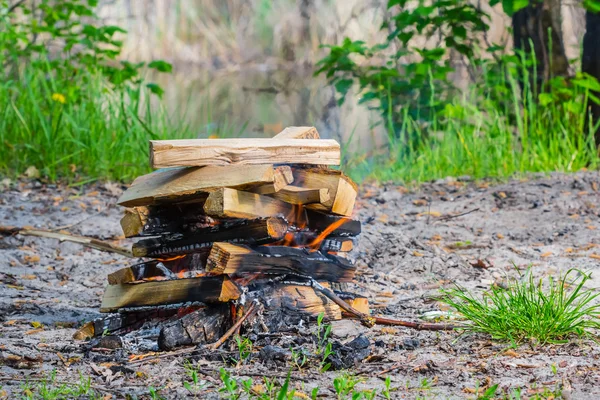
(308, 218, 349, 250)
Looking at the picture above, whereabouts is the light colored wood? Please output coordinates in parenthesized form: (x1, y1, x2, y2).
(120, 207, 148, 237)
(346, 297, 370, 315)
(293, 168, 358, 216)
(273, 126, 320, 139)
(149, 138, 340, 168)
(100, 276, 240, 312)
(117, 165, 291, 207)
(270, 185, 330, 205)
(250, 166, 294, 194)
(203, 188, 295, 220)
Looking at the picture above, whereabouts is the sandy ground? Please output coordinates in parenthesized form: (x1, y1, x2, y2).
(1, 171, 600, 399)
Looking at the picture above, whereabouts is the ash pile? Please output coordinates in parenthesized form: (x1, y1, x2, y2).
(75, 127, 369, 353)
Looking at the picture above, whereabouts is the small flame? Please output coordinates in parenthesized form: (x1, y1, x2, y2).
(308, 218, 348, 250)
(156, 255, 186, 262)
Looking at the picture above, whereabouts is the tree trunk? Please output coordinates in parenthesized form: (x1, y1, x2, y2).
(512, 0, 569, 91)
(582, 10, 600, 146)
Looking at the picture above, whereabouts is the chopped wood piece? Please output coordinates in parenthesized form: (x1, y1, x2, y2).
(267, 284, 341, 320)
(120, 206, 216, 237)
(100, 276, 240, 312)
(107, 254, 207, 284)
(204, 188, 304, 222)
(158, 305, 229, 350)
(251, 166, 294, 194)
(305, 209, 361, 237)
(132, 217, 288, 258)
(150, 138, 340, 168)
(269, 186, 330, 205)
(117, 165, 293, 207)
(293, 168, 358, 216)
(273, 126, 320, 139)
(206, 243, 356, 281)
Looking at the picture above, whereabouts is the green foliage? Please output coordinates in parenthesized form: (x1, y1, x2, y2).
(316, 0, 489, 148)
(316, 312, 334, 372)
(442, 269, 600, 345)
(233, 334, 254, 366)
(19, 370, 100, 400)
(218, 368, 298, 400)
(0, 0, 183, 182)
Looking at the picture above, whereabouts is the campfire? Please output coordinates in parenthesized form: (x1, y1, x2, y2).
(75, 127, 371, 351)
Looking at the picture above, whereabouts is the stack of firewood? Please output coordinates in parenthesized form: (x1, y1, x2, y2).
(76, 127, 368, 350)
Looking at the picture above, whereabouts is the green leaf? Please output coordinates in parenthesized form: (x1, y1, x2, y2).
(502, 0, 529, 16)
(584, 0, 600, 12)
(146, 83, 164, 97)
(148, 60, 173, 73)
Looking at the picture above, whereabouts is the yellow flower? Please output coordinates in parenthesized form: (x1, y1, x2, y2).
(51, 93, 66, 104)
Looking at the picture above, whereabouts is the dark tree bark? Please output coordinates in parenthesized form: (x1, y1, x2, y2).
(582, 10, 600, 147)
(512, 0, 569, 92)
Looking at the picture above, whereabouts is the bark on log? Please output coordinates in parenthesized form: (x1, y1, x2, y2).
(158, 304, 230, 350)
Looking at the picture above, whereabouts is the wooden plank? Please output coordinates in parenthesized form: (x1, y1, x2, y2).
(100, 275, 240, 312)
(269, 185, 330, 205)
(150, 138, 340, 168)
(273, 126, 320, 139)
(132, 217, 288, 257)
(206, 243, 356, 282)
(293, 168, 358, 216)
(117, 165, 292, 207)
(204, 188, 303, 221)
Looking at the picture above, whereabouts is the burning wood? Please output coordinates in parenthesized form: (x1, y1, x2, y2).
(78, 127, 370, 350)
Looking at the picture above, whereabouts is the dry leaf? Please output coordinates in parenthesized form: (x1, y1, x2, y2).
(504, 349, 519, 357)
(496, 233, 504, 239)
(412, 199, 428, 206)
(431, 234, 442, 241)
(23, 255, 40, 263)
(24, 166, 40, 179)
(380, 327, 398, 335)
(540, 252, 552, 258)
(20, 274, 36, 280)
(590, 254, 600, 260)
(413, 250, 424, 257)
(417, 211, 442, 217)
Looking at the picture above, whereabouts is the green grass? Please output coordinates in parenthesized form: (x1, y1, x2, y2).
(0, 66, 197, 183)
(441, 269, 600, 345)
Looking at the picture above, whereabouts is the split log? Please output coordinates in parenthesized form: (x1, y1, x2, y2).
(132, 217, 288, 258)
(204, 188, 304, 222)
(150, 138, 340, 168)
(293, 168, 358, 216)
(100, 275, 240, 312)
(107, 253, 208, 284)
(120, 206, 216, 237)
(273, 126, 320, 139)
(206, 243, 356, 282)
(269, 186, 330, 205)
(250, 167, 295, 195)
(117, 165, 293, 207)
(158, 304, 230, 350)
(267, 284, 341, 320)
(305, 209, 361, 237)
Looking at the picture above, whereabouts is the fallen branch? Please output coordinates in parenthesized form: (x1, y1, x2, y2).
(209, 302, 259, 350)
(437, 208, 480, 222)
(0, 225, 132, 257)
(310, 279, 454, 331)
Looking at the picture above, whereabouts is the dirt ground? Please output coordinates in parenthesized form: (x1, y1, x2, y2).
(1, 171, 600, 399)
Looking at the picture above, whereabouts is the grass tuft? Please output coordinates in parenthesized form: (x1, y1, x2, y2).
(441, 269, 600, 345)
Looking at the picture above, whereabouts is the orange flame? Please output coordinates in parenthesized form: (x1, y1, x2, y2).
(308, 218, 348, 250)
(156, 255, 186, 262)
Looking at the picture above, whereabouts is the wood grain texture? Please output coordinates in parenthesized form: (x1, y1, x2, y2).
(206, 242, 356, 282)
(293, 168, 358, 216)
(203, 188, 299, 220)
(269, 185, 330, 205)
(117, 165, 291, 207)
(149, 138, 340, 168)
(273, 126, 320, 139)
(100, 275, 240, 312)
(158, 305, 229, 350)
